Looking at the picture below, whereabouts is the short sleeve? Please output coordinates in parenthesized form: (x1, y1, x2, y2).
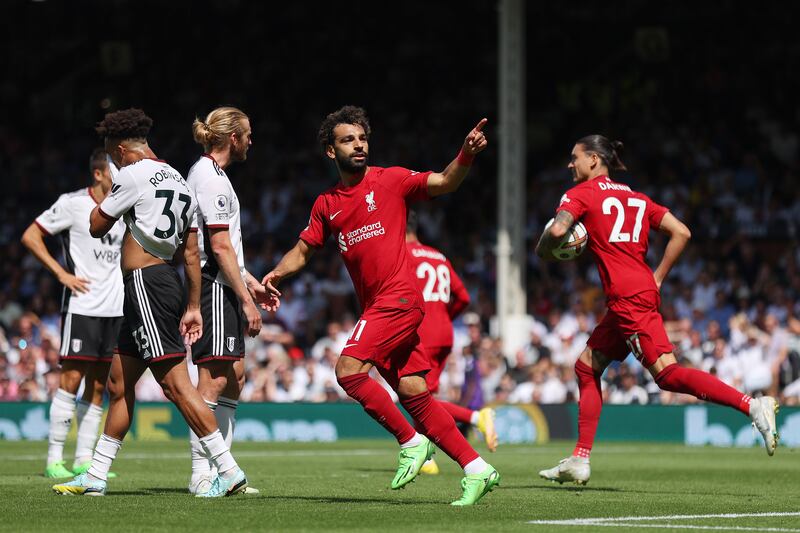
(382, 166, 431, 202)
(646, 195, 669, 228)
(555, 185, 591, 221)
(299, 196, 330, 248)
(107, 155, 119, 180)
(195, 178, 231, 229)
(35, 195, 72, 235)
(189, 208, 199, 233)
(98, 167, 140, 220)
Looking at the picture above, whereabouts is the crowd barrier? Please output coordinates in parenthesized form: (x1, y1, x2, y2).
(0, 402, 797, 447)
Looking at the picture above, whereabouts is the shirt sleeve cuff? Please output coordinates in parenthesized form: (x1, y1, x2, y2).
(34, 220, 53, 236)
(97, 207, 117, 221)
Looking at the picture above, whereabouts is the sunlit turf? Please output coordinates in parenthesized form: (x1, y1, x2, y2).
(3, 439, 798, 532)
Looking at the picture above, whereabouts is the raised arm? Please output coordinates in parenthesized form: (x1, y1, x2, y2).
(653, 212, 691, 289)
(22, 223, 90, 294)
(260, 239, 317, 312)
(426, 118, 488, 197)
(535, 210, 574, 261)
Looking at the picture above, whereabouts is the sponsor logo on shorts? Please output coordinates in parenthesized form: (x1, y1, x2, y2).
(71, 339, 83, 353)
(226, 337, 237, 352)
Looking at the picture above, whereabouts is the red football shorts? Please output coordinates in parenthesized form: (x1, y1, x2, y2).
(422, 345, 452, 394)
(587, 290, 673, 367)
(340, 306, 431, 388)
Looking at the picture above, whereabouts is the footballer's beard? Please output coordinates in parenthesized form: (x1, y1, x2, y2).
(336, 151, 368, 173)
(231, 141, 248, 162)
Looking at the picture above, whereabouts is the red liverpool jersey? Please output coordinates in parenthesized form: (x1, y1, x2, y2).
(407, 241, 470, 348)
(556, 175, 669, 301)
(300, 166, 431, 310)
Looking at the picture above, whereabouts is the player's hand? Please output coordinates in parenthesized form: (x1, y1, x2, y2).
(653, 273, 663, 291)
(242, 300, 262, 338)
(260, 271, 283, 312)
(180, 307, 203, 346)
(58, 272, 90, 294)
(462, 118, 488, 155)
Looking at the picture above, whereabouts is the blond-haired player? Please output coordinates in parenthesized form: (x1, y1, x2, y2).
(185, 107, 267, 495)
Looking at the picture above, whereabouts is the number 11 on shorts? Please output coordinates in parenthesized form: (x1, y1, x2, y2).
(350, 319, 367, 343)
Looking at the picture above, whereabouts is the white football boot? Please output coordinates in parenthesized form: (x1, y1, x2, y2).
(539, 456, 590, 485)
(188, 474, 214, 495)
(749, 396, 779, 456)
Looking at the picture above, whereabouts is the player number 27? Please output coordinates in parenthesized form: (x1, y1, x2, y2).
(602, 197, 647, 243)
(416, 262, 451, 303)
(154, 190, 192, 239)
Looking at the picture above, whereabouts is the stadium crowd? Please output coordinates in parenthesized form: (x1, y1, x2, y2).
(1, 3, 798, 408)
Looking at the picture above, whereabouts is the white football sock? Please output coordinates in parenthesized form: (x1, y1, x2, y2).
(47, 389, 76, 465)
(190, 400, 217, 478)
(199, 429, 238, 477)
(87, 434, 122, 482)
(74, 400, 103, 466)
(216, 396, 238, 450)
(400, 432, 424, 449)
(463, 457, 489, 475)
(470, 411, 480, 425)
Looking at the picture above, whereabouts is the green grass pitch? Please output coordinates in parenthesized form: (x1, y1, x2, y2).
(2, 439, 798, 532)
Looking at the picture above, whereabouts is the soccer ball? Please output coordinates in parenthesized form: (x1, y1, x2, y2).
(545, 218, 588, 261)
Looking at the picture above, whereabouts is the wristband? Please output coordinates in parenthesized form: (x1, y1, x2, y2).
(456, 148, 475, 166)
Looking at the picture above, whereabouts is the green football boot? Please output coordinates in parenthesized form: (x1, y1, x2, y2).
(450, 465, 500, 506)
(44, 461, 73, 479)
(391, 435, 434, 489)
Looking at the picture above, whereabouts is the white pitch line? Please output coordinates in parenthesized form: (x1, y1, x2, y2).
(528, 512, 800, 532)
(528, 523, 800, 532)
(529, 512, 800, 524)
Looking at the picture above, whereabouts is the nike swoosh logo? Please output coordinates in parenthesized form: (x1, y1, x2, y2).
(343, 343, 358, 349)
(330, 210, 343, 220)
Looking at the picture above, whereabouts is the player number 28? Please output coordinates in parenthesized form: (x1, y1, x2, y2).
(602, 197, 647, 243)
(416, 262, 451, 303)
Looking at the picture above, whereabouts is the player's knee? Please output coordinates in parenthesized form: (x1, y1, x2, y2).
(59, 368, 83, 393)
(107, 375, 126, 402)
(396, 375, 428, 399)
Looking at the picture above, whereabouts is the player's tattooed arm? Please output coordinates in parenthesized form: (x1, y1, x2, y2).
(535, 210, 574, 261)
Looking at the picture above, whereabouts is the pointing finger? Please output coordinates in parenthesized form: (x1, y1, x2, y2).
(474, 118, 488, 133)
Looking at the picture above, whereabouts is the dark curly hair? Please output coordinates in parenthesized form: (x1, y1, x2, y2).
(95, 108, 153, 141)
(317, 105, 370, 148)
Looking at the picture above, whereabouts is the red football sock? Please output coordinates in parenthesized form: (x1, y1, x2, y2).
(438, 401, 475, 424)
(337, 373, 417, 444)
(401, 391, 479, 468)
(574, 360, 602, 454)
(655, 364, 751, 415)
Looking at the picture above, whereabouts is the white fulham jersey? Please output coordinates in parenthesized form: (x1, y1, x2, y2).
(187, 155, 244, 287)
(35, 188, 125, 317)
(99, 158, 197, 261)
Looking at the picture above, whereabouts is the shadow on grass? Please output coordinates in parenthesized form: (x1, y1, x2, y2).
(109, 488, 189, 496)
(511, 484, 623, 492)
(268, 494, 433, 505)
(511, 484, 758, 498)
